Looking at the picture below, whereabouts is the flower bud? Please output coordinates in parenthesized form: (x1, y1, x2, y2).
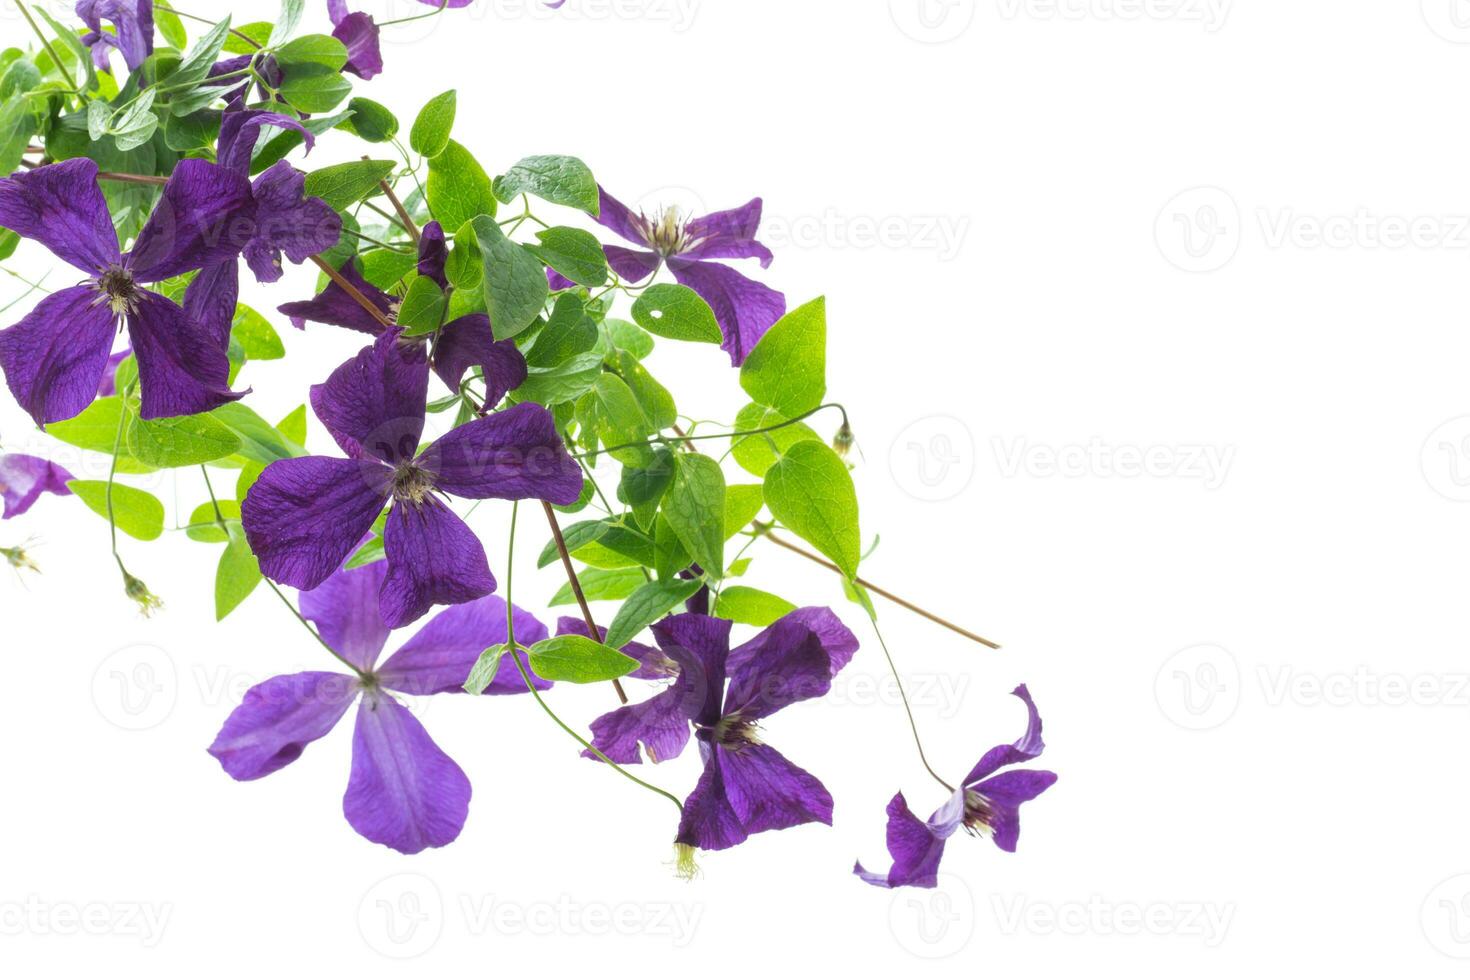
(832, 420, 855, 460)
(123, 570, 164, 617)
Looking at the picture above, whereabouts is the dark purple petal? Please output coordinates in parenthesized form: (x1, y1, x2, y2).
(343, 690, 471, 854)
(682, 199, 774, 268)
(546, 268, 575, 291)
(854, 791, 954, 889)
(241, 455, 392, 591)
(418, 221, 448, 287)
(217, 111, 315, 175)
(649, 614, 731, 728)
(379, 596, 551, 696)
(76, 0, 153, 71)
(604, 245, 660, 283)
(723, 619, 832, 722)
(675, 745, 747, 851)
(962, 684, 1046, 787)
(310, 330, 429, 464)
(332, 10, 383, 80)
(0, 284, 116, 426)
(380, 497, 496, 630)
(718, 743, 833, 837)
(299, 560, 392, 673)
(585, 676, 696, 764)
(667, 257, 786, 367)
(0, 453, 75, 518)
(278, 259, 394, 334)
(430, 314, 527, 402)
(182, 260, 240, 350)
(594, 187, 651, 246)
(417, 401, 582, 504)
(243, 162, 342, 283)
(971, 769, 1058, 852)
(556, 616, 670, 680)
(729, 606, 859, 677)
(0, 158, 119, 273)
(207, 671, 360, 780)
(128, 160, 257, 282)
(126, 289, 244, 420)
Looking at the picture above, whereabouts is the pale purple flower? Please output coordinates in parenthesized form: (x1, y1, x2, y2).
(0, 454, 74, 518)
(78, 0, 153, 72)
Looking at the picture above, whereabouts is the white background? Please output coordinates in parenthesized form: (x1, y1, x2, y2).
(2, 0, 1469, 974)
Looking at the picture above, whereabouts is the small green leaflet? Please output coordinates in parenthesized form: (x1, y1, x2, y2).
(740, 296, 826, 419)
(427, 140, 497, 231)
(463, 644, 507, 694)
(127, 412, 241, 468)
(304, 159, 395, 210)
(729, 402, 822, 478)
(267, 0, 305, 47)
(763, 440, 861, 580)
(232, 304, 284, 360)
(713, 585, 797, 627)
(631, 284, 722, 344)
(527, 226, 607, 287)
(341, 97, 398, 143)
(409, 90, 456, 158)
(527, 293, 598, 368)
(67, 481, 164, 541)
(273, 35, 346, 71)
(216, 523, 262, 620)
(493, 155, 599, 215)
(396, 275, 445, 337)
(472, 215, 547, 340)
(46, 397, 154, 474)
(212, 402, 308, 464)
(724, 483, 763, 539)
(279, 64, 352, 114)
(549, 567, 647, 606)
(527, 635, 638, 684)
(162, 16, 231, 103)
(33, 8, 98, 95)
(185, 500, 240, 543)
(604, 578, 703, 650)
(661, 453, 725, 579)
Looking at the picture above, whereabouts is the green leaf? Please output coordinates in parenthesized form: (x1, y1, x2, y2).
(277, 405, 307, 446)
(463, 644, 507, 694)
(713, 585, 797, 627)
(427, 139, 497, 231)
(0, 59, 39, 100)
(164, 15, 230, 92)
(604, 578, 703, 649)
(526, 634, 638, 684)
(45, 397, 153, 474)
(345, 534, 385, 569)
(396, 275, 446, 337)
(527, 226, 607, 287)
(409, 90, 456, 158)
(606, 318, 654, 359)
(162, 107, 220, 151)
(631, 284, 722, 344)
(662, 453, 725, 579)
(222, 22, 274, 54)
(267, 0, 306, 46)
(274, 35, 345, 72)
(154, 3, 188, 48)
(472, 214, 547, 340)
(341, 97, 398, 143)
(729, 402, 822, 477)
(723, 483, 763, 538)
(33, 9, 98, 95)
(536, 519, 607, 569)
(304, 159, 395, 210)
(211, 402, 307, 464)
(549, 567, 646, 606)
(216, 523, 262, 620)
(279, 63, 352, 114)
(527, 293, 598, 368)
(740, 296, 826, 419)
(186, 500, 240, 543)
(127, 412, 241, 468)
(609, 350, 676, 431)
(493, 154, 598, 214)
(763, 441, 860, 580)
(67, 481, 164, 541)
(231, 304, 284, 360)
(618, 447, 675, 529)
(516, 349, 604, 407)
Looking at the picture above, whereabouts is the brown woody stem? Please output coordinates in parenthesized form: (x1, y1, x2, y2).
(542, 500, 628, 704)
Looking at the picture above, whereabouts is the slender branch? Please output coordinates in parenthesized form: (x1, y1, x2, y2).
(163, 6, 265, 50)
(368, 157, 419, 243)
(97, 172, 167, 185)
(541, 500, 628, 703)
(309, 255, 395, 329)
(577, 402, 847, 460)
(866, 610, 956, 793)
(14, 1, 81, 98)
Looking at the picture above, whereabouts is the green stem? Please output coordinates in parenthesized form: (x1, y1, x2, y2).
(163, 6, 265, 50)
(577, 402, 847, 460)
(379, 0, 450, 27)
(866, 609, 955, 794)
(14, 1, 81, 99)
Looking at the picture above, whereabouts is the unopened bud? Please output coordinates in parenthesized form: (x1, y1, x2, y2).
(832, 420, 855, 459)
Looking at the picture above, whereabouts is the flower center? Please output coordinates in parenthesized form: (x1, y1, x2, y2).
(643, 206, 689, 257)
(391, 464, 436, 506)
(706, 714, 761, 749)
(962, 789, 996, 837)
(95, 265, 140, 316)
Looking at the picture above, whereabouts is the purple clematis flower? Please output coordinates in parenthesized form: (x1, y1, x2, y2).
(240, 328, 582, 629)
(564, 187, 786, 365)
(328, 1, 384, 80)
(279, 221, 527, 403)
(208, 558, 551, 854)
(0, 454, 74, 518)
(855, 685, 1058, 889)
(584, 610, 858, 855)
(183, 110, 342, 347)
(78, 0, 154, 72)
(0, 158, 253, 426)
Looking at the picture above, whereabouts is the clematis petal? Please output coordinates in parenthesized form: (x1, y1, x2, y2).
(649, 614, 731, 728)
(77, 0, 153, 71)
(299, 560, 392, 673)
(0, 158, 119, 273)
(971, 769, 1058, 853)
(667, 257, 786, 367)
(431, 314, 527, 403)
(207, 671, 360, 780)
(332, 10, 383, 80)
(962, 684, 1047, 787)
(343, 690, 472, 854)
(729, 606, 860, 677)
(380, 497, 496, 630)
(675, 745, 748, 851)
(0, 453, 75, 518)
(310, 330, 429, 464)
(128, 160, 257, 282)
(682, 199, 774, 268)
(593, 187, 651, 245)
(854, 791, 953, 889)
(182, 260, 240, 350)
(241, 455, 392, 591)
(243, 162, 342, 283)
(0, 284, 117, 426)
(603, 245, 661, 283)
(556, 617, 670, 680)
(379, 595, 551, 696)
(417, 221, 448, 287)
(416, 401, 583, 504)
(126, 289, 244, 420)
(278, 259, 394, 334)
(585, 675, 697, 765)
(723, 618, 832, 721)
(217, 111, 314, 175)
(719, 743, 833, 837)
